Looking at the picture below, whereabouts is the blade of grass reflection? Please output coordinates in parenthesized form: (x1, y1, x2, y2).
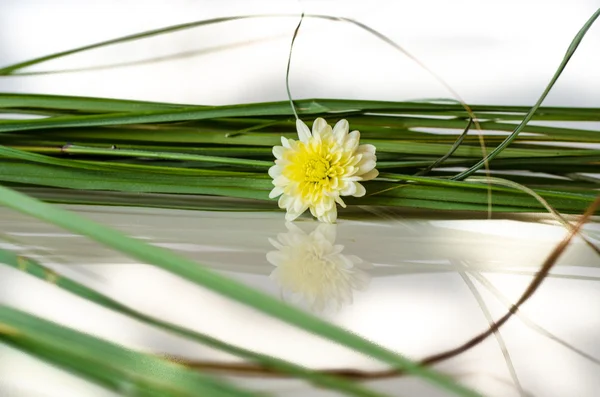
(456, 268, 525, 396)
(467, 270, 600, 367)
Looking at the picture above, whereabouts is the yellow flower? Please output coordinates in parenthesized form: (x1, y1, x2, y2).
(268, 118, 378, 223)
(266, 222, 371, 312)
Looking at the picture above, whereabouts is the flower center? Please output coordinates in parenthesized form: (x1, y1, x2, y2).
(303, 156, 330, 182)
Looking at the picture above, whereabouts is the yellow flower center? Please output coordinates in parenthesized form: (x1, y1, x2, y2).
(281, 139, 350, 206)
(304, 157, 330, 182)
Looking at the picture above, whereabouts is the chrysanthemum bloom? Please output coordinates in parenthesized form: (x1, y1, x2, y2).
(268, 118, 378, 223)
(267, 222, 371, 312)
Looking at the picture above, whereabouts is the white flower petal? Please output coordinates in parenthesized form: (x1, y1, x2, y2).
(314, 201, 326, 217)
(273, 175, 289, 187)
(266, 251, 285, 266)
(340, 181, 357, 196)
(312, 118, 328, 135)
(357, 159, 377, 176)
(346, 175, 363, 182)
(268, 237, 284, 250)
(360, 169, 379, 181)
(273, 146, 284, 159)
(281, 136, 291, 148)
(332, 119, 349, 143)
(318, 206, 337, 223)
(353, 183, 366, 197)
(357, 143, 376, 155)
(334, 195, 347, 208)
(269, 186, 284, 199)
(343, 130, 360, 152)
(278, 194, 292, 209)
(293, 197, 306, 213)
(296, 119, 312, 143)
(285, 207, 305, 221)
(268, 165, 282, 179)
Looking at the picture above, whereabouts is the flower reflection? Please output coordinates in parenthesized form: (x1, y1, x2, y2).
(266, 222, 371, 312)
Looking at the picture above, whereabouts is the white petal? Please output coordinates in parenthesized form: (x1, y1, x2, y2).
(360, 169, 379, 181)
(273, 146, 284, 159)
(293, 197, 305, 213)
(285, 206, 306, 221)
(314, 197, 334, 217)
(296, 119, 312, 143)
(340, 181, 357, 196)
(273, 175, 289, 187)
(281, 136, 291, 148)
(357, 159, 377, 176)
(268, 165, 282, 179)
(353, 183, 366, 197)
(266, 251, 285, 266)
(332, 119, 349, 143)
(357, 144, 376, 155)
(269, 186, 284, 199)
(268, 237, 284, 250)
(343, 130, 360, 152)
(312, 118, 328, 135)
(314, 201, 326, 217)
(334, 195, 347, 208)
(278, 194, 291, 209)
(356, 152, 375, 163)
(318, 206, 338, 224)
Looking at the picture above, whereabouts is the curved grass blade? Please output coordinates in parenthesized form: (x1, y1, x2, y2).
(0, 185, 482, 397)
(0, 250, 388, 397)
(452, 8, 600, 180)
(420, 195, 600, 367)
(0, 306, 261, 397)
(468, 271, 600, 367)
(415, 118, 473, 176)
(456, 268, 525, 396)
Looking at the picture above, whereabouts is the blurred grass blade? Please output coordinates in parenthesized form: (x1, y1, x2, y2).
(0, 185, 481, 397)
(0, 306, 261, 397)
(0, 250, 388, 397)
(0, 16, 271, 75)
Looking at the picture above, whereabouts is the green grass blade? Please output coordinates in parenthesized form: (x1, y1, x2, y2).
(452, 8, 600, 180)
(0, 93, 192, 112)
(0, 306, 261, 397)
(0, 16, 273, 75)
(0, 185, 481, 397)
(0, 250, 388, 397)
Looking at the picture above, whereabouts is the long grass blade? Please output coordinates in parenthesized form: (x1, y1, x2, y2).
(452, 8, 600, 180)
(0, 250, 388, 397)
(0, 185, 481, 397)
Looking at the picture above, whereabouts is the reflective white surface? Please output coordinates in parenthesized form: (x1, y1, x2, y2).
(0, 205, 599, 397)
